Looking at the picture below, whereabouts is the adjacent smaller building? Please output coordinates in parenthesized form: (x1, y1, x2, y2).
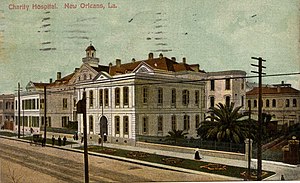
(246, 82, 300, 127)
(206, 70, 246, 110)
(0, 94, 15, 130)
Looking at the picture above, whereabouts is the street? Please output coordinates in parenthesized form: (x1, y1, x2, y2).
(0, 138, 231, 182)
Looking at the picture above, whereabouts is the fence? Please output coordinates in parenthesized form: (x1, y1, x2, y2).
(136, 135, 245, 153)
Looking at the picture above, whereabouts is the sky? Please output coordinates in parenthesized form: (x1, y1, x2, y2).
(0, 0, 299, 94)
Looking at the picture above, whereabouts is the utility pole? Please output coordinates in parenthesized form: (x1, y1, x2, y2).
(43, 85, 47, 147)
(251, 56, 266, 181)
(77, 89, 89, 183)
(17, 82, 21, 138)
(248, 105, 251, 180)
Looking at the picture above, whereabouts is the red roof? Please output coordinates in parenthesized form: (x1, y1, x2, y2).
(108, 57, 196, 76)
(247, 86, 300, 95)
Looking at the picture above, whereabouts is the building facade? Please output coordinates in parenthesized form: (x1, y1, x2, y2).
(72, 45, 207, 145)
(206, 70, 246, 111)
(0, 94, 15, 130)
(246, 82, 300, 127)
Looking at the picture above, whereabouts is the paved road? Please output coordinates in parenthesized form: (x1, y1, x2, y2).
(0, 138, 232, 182)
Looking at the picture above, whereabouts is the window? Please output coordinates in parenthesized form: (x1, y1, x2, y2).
(31, 117, 39, 127)
(272, 99, 276, 107)
(89, 90, 93, 107)
(248, 100, 251, 108)
(201, 88, 205, 108)
(293, 99, 297, 107)
(11, 102, 14, 110)
(123, 116, 129, 135)
(104, 89, 109, 106)
(171, 89, 176, 106)
(171, 115, 176, 131)
(225, 78, 230, 90)
(99, 89, 103, 106)
(63, 98, 68, 109)
(241, 96, 244, 106)
(123, 87, 129, 106)
(182, 90, 189, 106)
(195, 115, 200, 129)
(115, 88, 120, 106)
(210, 80, 215, 91)
(266, 99, 270, 108)
(184, 115, 190, 131)
(143, 117, 148, 133)
(115, 116, 120, 134)
(143, 87, 148, 104)
(89, 115, 93, 132)
(42, 117, 51, 127)
(40, 99, 44, 109)
(158, 116, 163, 132)
(62, 116, 69, 127)
(5, 102, 10, 109)
(210, 96, 215, 108)
(254, 100, 257, 108)
(226, 96, 230, 106)
(241, 79, 244, 90)
(158, 88, 163, 105)
(286, 99, 290, 107)
(195, 90, 199, 106)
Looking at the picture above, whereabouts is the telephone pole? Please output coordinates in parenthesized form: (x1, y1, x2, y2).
(43, 85, 47, 146)
(77, 89, 89, 183)
(17, 82, 21, 138)
(251, 56, 266, 181)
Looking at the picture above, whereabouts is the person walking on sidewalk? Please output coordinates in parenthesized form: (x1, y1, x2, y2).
(194, 148, 202, 160)
(58, 136, 62, 146)
(63, 136, 67, 146)
(52, 135, 55, 146)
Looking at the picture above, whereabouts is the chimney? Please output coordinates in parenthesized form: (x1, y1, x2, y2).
(159, 53, 163, 59)
(148, 52, 153, 59)
(182, 57, 186, 64)
(171, 57, 176, 62)
(132, 58, 136, 63)
(49, 78, 53, 83)
(57, 72, 61, 80)
(116, 59, 121, 67)
(109, 62, 113, 67)
(281, 81, 284, 85)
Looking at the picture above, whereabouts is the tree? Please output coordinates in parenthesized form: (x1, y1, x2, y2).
(197, 102, 249, 143)
(166, 129, 188, 144)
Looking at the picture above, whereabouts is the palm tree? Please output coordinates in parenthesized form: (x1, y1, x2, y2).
(166, 129, 188, 145)
(197, 102, 249, 143)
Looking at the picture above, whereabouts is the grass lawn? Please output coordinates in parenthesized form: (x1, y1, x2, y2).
(77, 145, 275, 180)
(0, 131, 17, 137)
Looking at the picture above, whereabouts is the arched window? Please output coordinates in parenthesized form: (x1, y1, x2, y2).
(123, 87, 129, 106)
(89, 115, 93, 132)
(171, 115, 176, 131)
(115, 116, 120, 134)
(115, 87, 120, 106)
(225, 96, 230, 106)
(158, 88, 163, 105)
(266, 99, 270, 108)
(286, 99, 290, 107)
(272, 99, 276, 107)
(254, 100, 257, 108)
(158, 116, 163, 132)
(184, 115, 190, 131)
(123, 116, 129, 135)
(89, 90, 93, 107)
(182, 90, 189, 106)
(293, 99, 297, 107)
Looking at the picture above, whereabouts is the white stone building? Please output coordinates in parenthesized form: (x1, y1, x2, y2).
(72, 45, 207, 145)
(206, 70, 247, 111)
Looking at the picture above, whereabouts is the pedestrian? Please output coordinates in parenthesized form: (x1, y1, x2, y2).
(194, 148, 202, 160)
(63, 136, 67, 146)
(52, 135, 55, 146)
(81, 136, 84, 143)
(58, 136, 62, 146)
(281, 175, 285, 181)
(104, 133, 107, 142)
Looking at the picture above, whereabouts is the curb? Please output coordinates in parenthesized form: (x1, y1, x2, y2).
(0, 135, 241, 180)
